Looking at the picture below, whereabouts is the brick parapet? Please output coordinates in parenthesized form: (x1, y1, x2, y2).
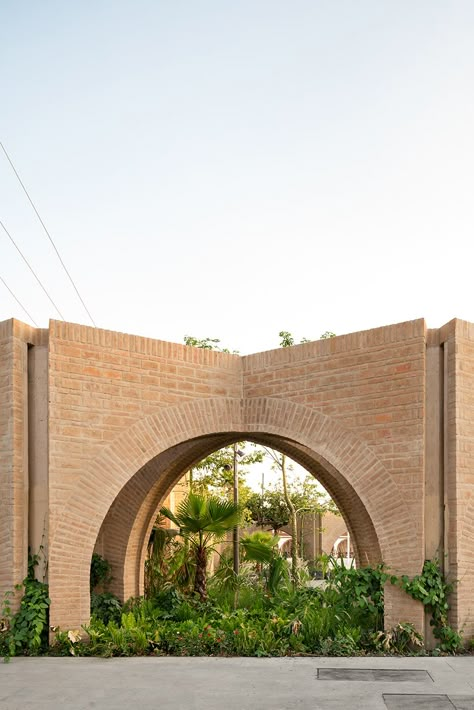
(49, 320, 239, 368)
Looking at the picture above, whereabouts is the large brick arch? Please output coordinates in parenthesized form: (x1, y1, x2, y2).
(49, 396, 422, 631)
(108, 432, 385, 603)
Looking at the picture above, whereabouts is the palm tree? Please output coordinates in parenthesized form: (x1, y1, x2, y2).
(240, 531, 290, 594)
(240, 531, 278, 568)
(145, 518, 194, 597)
(160, 492, 240, 601)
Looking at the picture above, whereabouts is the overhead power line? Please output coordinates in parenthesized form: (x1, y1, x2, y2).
(0, 218, 65, 320)
(0, 141, 97, 327)
(0, 272, 39, 326)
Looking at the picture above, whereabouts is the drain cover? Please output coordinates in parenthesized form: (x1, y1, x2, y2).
(383, 695, 454, 709)
(317, 668, 431, 682)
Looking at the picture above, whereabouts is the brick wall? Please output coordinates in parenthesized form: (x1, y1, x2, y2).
(48, 319, 241, 516)
(0, 320, 20, 600)
(321, 512, 348, 555)
(0, 319, 46, 604)
(47, 321, 242, 626)
(445, 320, 474, 639)
(243, 319, 426, 534)
(3, 315, 472, 640)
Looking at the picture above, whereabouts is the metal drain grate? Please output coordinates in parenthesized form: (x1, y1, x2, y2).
(317, 668, 432, 682)
(383, 695, 454, 709)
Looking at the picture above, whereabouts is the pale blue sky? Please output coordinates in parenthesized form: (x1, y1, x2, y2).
(1, 1, 474, 353)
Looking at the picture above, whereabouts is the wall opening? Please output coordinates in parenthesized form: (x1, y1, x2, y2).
(93, 433, 381, 606)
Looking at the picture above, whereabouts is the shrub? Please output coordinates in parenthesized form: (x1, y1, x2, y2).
(370, 623, 423, 655)
(90, 592, 122, 625)
(1, 551, 50, 659)
(90, 553, 113, 592)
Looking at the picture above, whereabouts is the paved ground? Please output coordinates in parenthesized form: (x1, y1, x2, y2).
(1, 655, 473, 709)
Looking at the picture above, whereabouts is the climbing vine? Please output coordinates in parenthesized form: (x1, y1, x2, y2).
(0, 550, 50, 661)
(395, 559, 462, 653)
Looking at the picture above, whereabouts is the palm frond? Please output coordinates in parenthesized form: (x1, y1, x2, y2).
(241, 532, 278, 563)
(168, 493, 240, 535)
(159, 505, 181, 529)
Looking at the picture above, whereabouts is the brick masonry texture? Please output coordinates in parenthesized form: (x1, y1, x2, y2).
(0, 320, 47, 604)
(0, 317, 472, 642)
(444, 320, 474, 639)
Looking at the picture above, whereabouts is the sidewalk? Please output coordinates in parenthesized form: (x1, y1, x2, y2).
(1, 655, 473, 709)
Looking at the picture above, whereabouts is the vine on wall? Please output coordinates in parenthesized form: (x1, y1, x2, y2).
(0, 549, 50, 660)
(394, 559, 463, 653)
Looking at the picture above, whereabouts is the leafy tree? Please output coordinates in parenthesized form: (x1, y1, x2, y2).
(189, 444, 263, 503)
(160, 493, 240, 600)
(288, 475, 339, 517)
(245, 488, 292, 534)
(183, 335, 238, 354)
(245, 471, 334, 583)
(278, 331, 296, 347)
(278, 330, 336, 347)
(245, 479, 330, 532)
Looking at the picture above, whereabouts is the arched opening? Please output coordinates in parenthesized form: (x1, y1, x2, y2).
(93, 433, 381, 603)
(48, 396, 423, 632)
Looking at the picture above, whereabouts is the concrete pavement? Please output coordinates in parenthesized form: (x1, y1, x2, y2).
(1, 655, 473, 710)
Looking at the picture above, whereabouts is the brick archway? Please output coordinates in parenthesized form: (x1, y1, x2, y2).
(49, 396, 422, 631)
(5, 317, 474, 643)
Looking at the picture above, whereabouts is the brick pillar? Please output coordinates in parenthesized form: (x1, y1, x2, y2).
(0, 321, 29, 608)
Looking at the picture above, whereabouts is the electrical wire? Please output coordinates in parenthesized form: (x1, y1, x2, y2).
(0, 141, 97, 327)
(0, 218, 65, 320)
(0, 273, 39, 326)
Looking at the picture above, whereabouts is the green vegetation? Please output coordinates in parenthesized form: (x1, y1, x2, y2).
(50, 558, 389, 658)
(0, 543, 466, 659)
(160, 493, 240, 601)
(186, 442, 263, 503)
(0, 550, 50, 660)
(46, 555, 458, 658)
(395, 559, 463, 653)
(90, 553, 112, 591)
(145, 521, 193, 598)
(90, 552, 122, 625)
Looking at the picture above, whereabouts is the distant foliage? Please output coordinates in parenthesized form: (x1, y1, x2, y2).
(90, 553, 113, 592)
(183, 335, 238, 354)
(90, 592, 122, 625)
(278, 330, 336, 347)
